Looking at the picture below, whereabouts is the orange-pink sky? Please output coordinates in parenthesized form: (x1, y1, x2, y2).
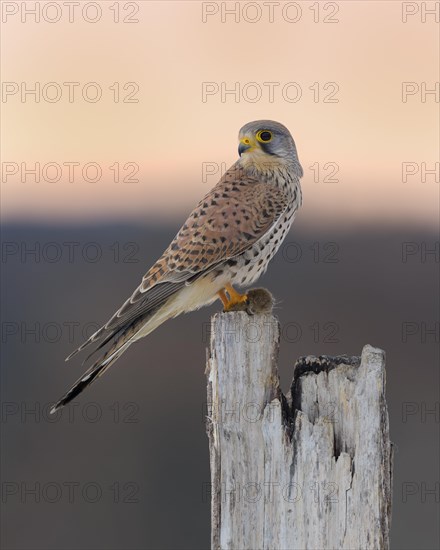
(1, 1, 439, 228)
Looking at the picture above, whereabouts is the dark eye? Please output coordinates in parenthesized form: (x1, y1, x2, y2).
(256, 130, 273, 143)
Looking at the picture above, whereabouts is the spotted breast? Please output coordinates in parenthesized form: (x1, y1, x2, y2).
(222, 166, 302, 288)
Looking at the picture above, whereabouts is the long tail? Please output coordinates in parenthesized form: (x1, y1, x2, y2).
(50, 337, 133, 414)
(51, 276, 215, 413)
(50, 302, 171, 414)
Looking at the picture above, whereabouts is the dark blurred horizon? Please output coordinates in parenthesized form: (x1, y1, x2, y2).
(1, 222, 439, 550)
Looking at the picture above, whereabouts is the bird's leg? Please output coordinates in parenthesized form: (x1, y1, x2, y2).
(221, 283, 248, 311)
(217, 288, 230, 309)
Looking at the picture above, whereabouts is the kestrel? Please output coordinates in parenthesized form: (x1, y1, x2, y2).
(51, 120, 303, 413)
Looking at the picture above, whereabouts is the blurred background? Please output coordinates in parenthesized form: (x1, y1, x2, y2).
(1, 1, 439, 549)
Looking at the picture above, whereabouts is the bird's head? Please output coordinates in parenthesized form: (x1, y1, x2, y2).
(237, 120, 302, 177)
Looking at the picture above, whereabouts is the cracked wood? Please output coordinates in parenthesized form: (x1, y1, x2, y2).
(205, 312, 392, 550)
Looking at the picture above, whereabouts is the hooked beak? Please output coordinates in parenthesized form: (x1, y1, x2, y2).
(238, 137, 254, 156)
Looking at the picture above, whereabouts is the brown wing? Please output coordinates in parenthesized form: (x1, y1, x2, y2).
(66, 166, 288, 360)
(150, 174, 288, 285)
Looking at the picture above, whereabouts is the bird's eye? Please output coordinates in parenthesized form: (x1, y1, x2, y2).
(256, 130, 273, 143)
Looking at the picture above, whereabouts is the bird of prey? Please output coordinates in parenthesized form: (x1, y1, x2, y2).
(50, 120, 303, 413)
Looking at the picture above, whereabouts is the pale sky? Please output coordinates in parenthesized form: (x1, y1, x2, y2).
(1, 1, 439, 228)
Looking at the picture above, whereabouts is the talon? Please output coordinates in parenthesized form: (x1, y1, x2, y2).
(218, 284, 248, 311)
(224, 295, 248, 311)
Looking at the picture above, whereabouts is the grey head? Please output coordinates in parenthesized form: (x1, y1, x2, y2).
(238, 120, 302, 176)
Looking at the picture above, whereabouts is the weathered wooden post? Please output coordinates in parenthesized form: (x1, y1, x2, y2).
(206, 308, 392, 550)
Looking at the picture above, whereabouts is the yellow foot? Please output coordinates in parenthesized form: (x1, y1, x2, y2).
(217, 284, 248, 312)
